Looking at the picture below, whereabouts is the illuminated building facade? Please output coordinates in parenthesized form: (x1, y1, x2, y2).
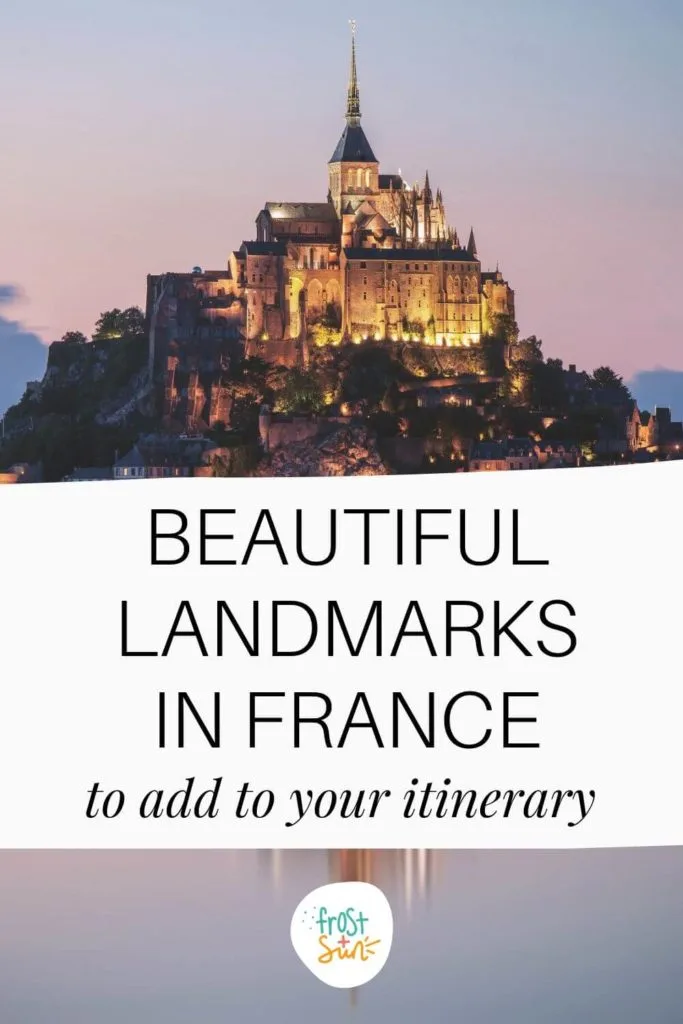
(148, 27, 515, 376)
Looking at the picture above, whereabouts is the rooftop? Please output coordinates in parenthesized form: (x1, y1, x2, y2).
(379, 174, 404, 190)
(264, 202, 338, 222)
(329, 123, 378, 164)
(240, 240, 288, 256)
(344, 247, 478, 263)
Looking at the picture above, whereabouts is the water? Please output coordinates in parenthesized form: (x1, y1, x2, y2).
(0, 849, 681, 1022)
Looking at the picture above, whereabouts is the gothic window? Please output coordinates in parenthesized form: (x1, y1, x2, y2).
(365, 169, 371, 188)
(348, 170, 354, 188)
(363, 292, 367, 300)
(356, 168, 363, 187)
(423, 265, 428, 272)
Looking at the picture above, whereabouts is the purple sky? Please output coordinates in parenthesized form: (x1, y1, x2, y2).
(1, 0, 681, 384)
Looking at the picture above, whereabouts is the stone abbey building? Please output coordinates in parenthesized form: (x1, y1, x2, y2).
(147, 29, 515, 424)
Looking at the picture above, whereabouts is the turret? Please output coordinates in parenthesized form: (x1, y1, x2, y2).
(467, 227, 478, 258)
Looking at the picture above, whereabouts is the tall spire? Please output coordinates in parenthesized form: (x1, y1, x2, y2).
(346, 20, 361, 125)
(467, 227, 478, 257)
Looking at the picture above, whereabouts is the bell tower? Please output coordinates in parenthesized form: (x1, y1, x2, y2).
(328, 22, 379, 218)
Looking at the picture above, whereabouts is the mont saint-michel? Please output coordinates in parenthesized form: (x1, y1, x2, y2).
(148, 26, 514, 375)
(0, 30, 680, 482)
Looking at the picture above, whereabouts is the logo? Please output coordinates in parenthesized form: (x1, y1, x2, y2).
(290, 881, 393, 988)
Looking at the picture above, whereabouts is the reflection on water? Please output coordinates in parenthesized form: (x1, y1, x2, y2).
(1, 848, 682, 1023)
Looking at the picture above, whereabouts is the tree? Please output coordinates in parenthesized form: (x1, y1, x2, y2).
(488, 312, 519, 344)
(274, 369, 326, 415)
(308, 302, 343, 347)
(92, 307, 145, 341)
(60, 330, 88, 345)
(591, 366, 632, 404)
(530, 358, 567, 412)
(511, 335, 543, 363)
(340, 344, 400, 410)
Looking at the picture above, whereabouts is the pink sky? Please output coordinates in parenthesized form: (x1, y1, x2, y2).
(1, 0, 682, 380)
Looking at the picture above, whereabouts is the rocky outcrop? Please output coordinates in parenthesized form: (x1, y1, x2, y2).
(254, 425, 388, 477)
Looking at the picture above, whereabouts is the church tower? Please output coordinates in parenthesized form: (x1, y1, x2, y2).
(328, 23, 379, 219)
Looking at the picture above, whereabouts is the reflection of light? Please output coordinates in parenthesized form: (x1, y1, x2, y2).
(418, 849, 427, 895)
(404, 849, 413, 914)
(271, 850, 282, 891)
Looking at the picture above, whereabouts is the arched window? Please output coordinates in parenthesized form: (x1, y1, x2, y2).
(365, 168, 371, 188)
(348, 170, 355, 189)
(356, 168, 363, 188)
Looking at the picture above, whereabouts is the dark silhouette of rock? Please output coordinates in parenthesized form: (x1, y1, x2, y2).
(254, 425, 388, 476)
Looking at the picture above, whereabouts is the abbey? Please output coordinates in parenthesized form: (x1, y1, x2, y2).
(147, 28, 515, 381)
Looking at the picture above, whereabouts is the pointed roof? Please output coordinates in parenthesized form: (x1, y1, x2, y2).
(467, 227, 478, 257)
(424, 170, 432, 201)
(330, 124, 377, 163)
(329, 23, 378, 164)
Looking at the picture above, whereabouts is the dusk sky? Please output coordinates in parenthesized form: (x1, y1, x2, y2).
(1, 0, 682, 397)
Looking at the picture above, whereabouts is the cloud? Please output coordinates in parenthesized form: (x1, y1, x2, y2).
(629, 369, 683, 421)
(0, 284, 22, 305)
(0, 287, 48, 418)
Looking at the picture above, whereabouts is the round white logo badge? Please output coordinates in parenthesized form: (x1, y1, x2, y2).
(290, 881, 393, 988)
